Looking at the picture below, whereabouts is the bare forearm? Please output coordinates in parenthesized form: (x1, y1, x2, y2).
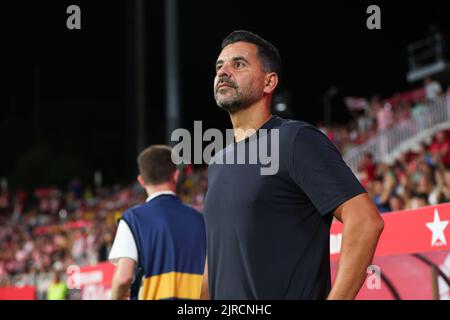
(200, 280, 210, 300)
(111, 280, 131, 300)
(328, 218, 383, 300)
(200, 261, 210, 300)
(110, 258, 135, 300)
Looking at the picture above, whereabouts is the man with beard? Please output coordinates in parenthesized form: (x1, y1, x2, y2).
(201, 30, 384, 300)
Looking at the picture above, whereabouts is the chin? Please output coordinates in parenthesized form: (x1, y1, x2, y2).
(216, 102, 234, 112)
(217, 102, 245, 114)
(216, 97, 234, 110)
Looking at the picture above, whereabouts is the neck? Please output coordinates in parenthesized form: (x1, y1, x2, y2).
(144, 183, 176, 198)
(229, 98, 272, 142)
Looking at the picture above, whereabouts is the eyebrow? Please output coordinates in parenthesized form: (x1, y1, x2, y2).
(215, 56, 250, 68)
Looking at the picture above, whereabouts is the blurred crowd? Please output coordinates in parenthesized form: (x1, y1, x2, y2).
(320, 77, 448, 153)
(358, 130, 450, 213)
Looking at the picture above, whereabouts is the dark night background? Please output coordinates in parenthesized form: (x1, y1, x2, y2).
(3, 1, 450, 190)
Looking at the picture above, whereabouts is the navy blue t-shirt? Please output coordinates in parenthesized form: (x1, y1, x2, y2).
(203, 115, 366, 300)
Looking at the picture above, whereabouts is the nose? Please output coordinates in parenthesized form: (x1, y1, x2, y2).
(217, 63, 231, 79)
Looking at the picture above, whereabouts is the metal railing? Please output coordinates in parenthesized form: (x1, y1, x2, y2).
(407, 32, 445, 70)
(344, 94, 450, 173)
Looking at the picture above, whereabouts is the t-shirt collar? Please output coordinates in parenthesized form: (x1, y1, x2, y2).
(146, 191, 176, 202)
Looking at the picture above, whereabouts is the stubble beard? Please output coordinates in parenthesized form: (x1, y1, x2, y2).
(215, 86, 262, 114)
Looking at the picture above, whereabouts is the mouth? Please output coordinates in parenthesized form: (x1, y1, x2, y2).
(218, 83, 233, 89)
(216, 82, 236, 94)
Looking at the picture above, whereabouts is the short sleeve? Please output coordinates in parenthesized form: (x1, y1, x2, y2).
(289, 126, 366, 216)
(108, 220, 139, 264)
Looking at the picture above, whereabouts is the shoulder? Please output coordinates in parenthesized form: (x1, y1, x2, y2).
(121, 202, 148, 221)
(271, 117, 327, 138)
(179, 202, 205, 222)
(281, 119, 344, 171)
(274, 118, 332, 149)
(280, 118, 327, 136)
(157, 196, 204, 220)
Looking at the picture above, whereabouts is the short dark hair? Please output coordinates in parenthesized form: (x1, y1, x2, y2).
(364, 152, 373, 160)
(389, 194, 404, 204)
(373, 175, 384, 183)
(411, 193, 429, 202)
(137, 145, 176, 185)
(221, 30, 282, 81)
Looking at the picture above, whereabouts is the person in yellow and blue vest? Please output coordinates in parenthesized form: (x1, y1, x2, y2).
(109, 145, 206, 300)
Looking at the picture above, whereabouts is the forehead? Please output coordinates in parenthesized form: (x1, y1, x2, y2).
(217, 41, 259, 62)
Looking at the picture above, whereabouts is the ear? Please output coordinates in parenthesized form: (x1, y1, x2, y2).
(263, 72, 278, 95)
(137, 175, 146, 188)
(172, 169, 180, 185)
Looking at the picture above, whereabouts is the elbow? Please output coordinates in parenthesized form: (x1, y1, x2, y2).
(370, 215, 384, 238)
(355, 212, 384, 239)
(377, 217, 384, 236)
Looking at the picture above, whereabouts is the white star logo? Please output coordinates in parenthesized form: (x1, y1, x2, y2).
(426, 209, 449, 247)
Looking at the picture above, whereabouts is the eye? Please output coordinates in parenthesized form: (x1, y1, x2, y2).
(234, 61, 244, 69)
(215, 64, 222, 73)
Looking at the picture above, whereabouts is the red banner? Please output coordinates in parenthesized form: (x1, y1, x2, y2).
(67, 262, 115, 300)
(0, 286, 36, 300)
(330, 203, 450, 300)
(330, 203, 450, 260)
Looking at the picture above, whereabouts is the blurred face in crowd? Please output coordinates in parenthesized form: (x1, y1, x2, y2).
(389, 196, 404, 212)
(214, 42, 268, 113)
(364, 154, 373, 164)
(444, 171, 450, 187)
(372, 179, 384, 195)
(399, 173, 408, 186)
(416, 175, 431, 193)
(417, 158, 429, 171)
(410, 196, 428, 209)
(378, 163, 389, 175)
(436, 131, 446, 143)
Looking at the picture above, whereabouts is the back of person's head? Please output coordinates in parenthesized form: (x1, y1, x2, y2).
(221, 30, 282, 81)
(137, 145, 176, 186)
(411, 192, 429, 208)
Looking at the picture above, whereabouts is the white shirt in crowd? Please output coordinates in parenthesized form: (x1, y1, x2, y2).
(425, 80, 443, 101)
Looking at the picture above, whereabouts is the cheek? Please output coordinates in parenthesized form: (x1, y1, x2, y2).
(256, 75, 268, 92)
(242, 75, 263, 92)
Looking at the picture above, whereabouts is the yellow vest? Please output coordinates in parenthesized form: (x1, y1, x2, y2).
(47, 282, 68, 300)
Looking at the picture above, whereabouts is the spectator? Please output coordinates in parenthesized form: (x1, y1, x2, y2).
(46, 272, 68, 300)
(412, 97, 428, 131)
(388, 194, 405, 212)
(424, 77, 443, 102)
(409, 193, 429, 209)
(370, 175, 395, 213)
(372, 96, 393, 132)
(429, 131, 450, 167)
(358, 153, 376, 188)
(430, 168, 450, 204)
